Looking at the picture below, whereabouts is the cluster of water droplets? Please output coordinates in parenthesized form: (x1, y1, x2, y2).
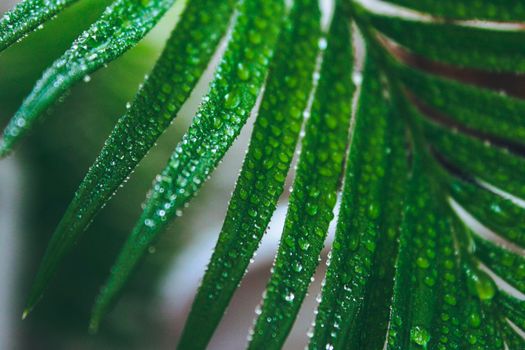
(309, 59, 407, 348)
(0, 0, 176, 156)
(24, 0, 238, 319)
(0, 0, 76, 52)
(180, 1, 323, 347)
(248, 7, 355, 349)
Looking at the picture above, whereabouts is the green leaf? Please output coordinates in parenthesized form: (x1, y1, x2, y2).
(385, 0, 525, 21)
(502, 322, 525, 349)
(89, 0, 286, 331)
(0, 0, 80, 51)
(498, 292, 525, 333)
(248, 8, 354, 348)
(23, 0, 236, 317)
(368, 12, 525, 72)
(395, 65, 525, 145)
(473, 236, 525, 294)
(422, 120, 525, 199)
(309, 56, 407, 349)
(450, 179, 525, 248)
(387, 157, 464, 349)
(454, 219, 505, 349)
(0, 0, 177, 157)
(177, 0, 321, 348)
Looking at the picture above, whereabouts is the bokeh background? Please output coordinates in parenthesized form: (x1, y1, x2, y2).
(0, 1, 335, 349)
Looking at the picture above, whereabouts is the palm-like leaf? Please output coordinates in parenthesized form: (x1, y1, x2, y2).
(2, 0, 525, 348)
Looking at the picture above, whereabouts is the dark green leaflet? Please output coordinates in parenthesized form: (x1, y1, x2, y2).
(385, 0, 525, 21)
(89, 0, 285, 330)
(422, 120, 525, 199)
(473, 236, 525, 294)
(178, 0, 321, 348)
(387, 158, 463, 349)
(309, 58, 407, 349)
(450, 179, 525, 248)
(0, 0, 177, 157)
(368, 13, 525, 72)
(23, 0, 236, 318)
(0, 0, 79, 51)
(394, 65, 525, 145)
(248, 8, 354, 349)
(353, 121, 406, 348)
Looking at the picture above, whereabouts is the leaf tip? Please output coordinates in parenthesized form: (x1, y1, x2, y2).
(0, 138, 10, 159)
(88, 318, 100, 334)
(21, 309, 30, 320)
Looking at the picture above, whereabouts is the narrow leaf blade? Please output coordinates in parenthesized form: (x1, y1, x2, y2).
(89, 0, 286, 330)
(368, 12, 525, 72)
(248, 8, 354, 348)
(310, 57, 407, 349)
(178, 0, 322, 348)
(385, 0, 525, 21)
(0, 0, 177, 157)
(23, 0, 236, 316)
(0, 0, 79, 51)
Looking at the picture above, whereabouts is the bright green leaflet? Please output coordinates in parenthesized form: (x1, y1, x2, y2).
(387, 156, 465, 349)
(0, 0, 79, 51)
(351, 114, 406, 348)
(0, 0, 177, 157)
(89, 0, 285, 331)
(394, 64, 525, 144)
(385, 0, 525, 21)
(310, 57, 407, 350)
(450, 179, 525, 248)
(178, 0, 321, 348)
(248, 7, 354, 349)
(23, 0, 236, 317)
(368, 13, 525, 72)
(422, 120, 525, 199)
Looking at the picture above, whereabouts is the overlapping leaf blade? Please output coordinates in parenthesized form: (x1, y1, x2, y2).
(0, 0, 80, 51)
(0, 0, 178, 157)
(394, 65, 525, 144)
(386, 156, 465, 349)
(177, 0, 322, 348)
(368, 12, 525, 72)
(248, 7, 354, 348)
(450, 179, 525, 248)
(423, 120, 525, 199)
(23, 0, 236, 317)
(473, 236, 525, 294)
(310, 57, 407, 350)
(385, 0, 525, 21)
(89, 0, 286, 330)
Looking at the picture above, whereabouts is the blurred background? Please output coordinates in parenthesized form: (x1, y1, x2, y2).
(0, 1, 335, 349)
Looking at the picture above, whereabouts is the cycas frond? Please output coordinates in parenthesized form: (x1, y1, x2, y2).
(23, 0, 236, 318)
(90, 0, 286, 331)
(310, 55, 407, 350)
(248, 6, 354, 348)
(0, 0, 177, 157)
(0, 0, 80, 51)
(179, 0, 321, 347)
(2, 0, 525, 348)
